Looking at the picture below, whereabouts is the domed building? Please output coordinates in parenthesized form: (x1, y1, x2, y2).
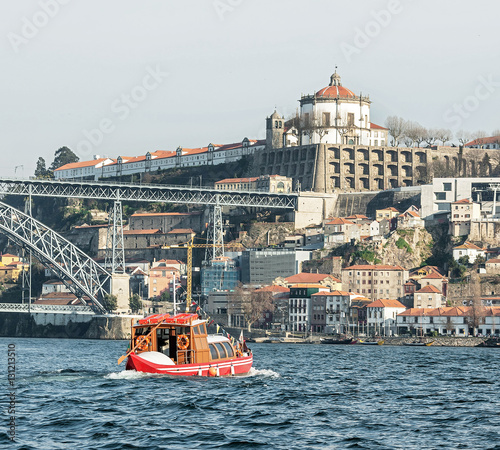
(299, 71, 373, 146)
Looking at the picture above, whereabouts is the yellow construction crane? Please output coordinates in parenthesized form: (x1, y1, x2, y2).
(161, 238, 245, 311)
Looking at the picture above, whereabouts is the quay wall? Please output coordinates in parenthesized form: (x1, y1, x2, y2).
(0, 312, 135, 340)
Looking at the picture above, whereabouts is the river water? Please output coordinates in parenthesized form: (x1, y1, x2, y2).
(1, 338, 499, 449)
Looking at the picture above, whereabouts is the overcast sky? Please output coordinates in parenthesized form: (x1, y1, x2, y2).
(2, 0, 500, 177)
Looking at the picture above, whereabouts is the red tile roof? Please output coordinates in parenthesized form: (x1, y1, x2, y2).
(215, 177, 259, 184)
(370, 123, 388, 130)
(54, 158, 108, 171)
(367, 299, 406, 308)
(453, 198, 472, 204)
(420, 272, 445, 280)
(167, 228, 195, 234)
(454, 241, 484, 250)
(465, 135, 500, 146)
(415, 285, 441, 294)
(123, 229, 161, 235)
(256, 285, 290, 293)
(486, 258, 500, 264)
(285, 273, 340, 284)
(325, 217, 355, 225)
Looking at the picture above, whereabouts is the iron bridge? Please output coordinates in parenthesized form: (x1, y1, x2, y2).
(0, 178, 298, 209)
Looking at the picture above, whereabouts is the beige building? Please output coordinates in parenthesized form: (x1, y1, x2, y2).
(413, 285, 443, 309)
(342, 264, 409, 302)
(485, 258, 500, 274)
(214, 174, 292, 193)
(324, 217, 360, 245)
(449, 198, 481, 236)
(376, 207, 400, 222)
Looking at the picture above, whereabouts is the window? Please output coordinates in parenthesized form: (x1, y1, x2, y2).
(209, 344, 219, 360)
(435, 192, 446, 200)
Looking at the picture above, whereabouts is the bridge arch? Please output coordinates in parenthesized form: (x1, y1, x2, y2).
(0, 201, 110, 313)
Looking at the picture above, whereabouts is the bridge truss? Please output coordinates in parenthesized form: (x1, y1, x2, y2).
(0, 201, 110, 313)
(0, 178, 297, 209)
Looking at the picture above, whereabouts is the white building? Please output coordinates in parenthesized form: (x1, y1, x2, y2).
(54, 138, 265, 181)
(449, 198, 481, 236)
(297, 71, 387, 146)
(396, 306, 500, 336)
(452, 241, 486, 263)
(366, 298, 406, 335)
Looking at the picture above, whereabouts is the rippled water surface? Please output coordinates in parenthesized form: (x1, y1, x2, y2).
(2, 338, 500, 449)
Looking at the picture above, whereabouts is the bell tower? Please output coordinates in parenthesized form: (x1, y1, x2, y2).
(266, 110, 284, 149)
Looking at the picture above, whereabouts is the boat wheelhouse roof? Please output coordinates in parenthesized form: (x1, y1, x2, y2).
(136, 313, 204, 328)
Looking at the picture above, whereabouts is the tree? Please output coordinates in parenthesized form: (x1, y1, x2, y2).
(423, 128, 438, 147)
(102, 294, 118, 312)
(471, 130, 488, 148)
(384, 116, 407, 147)
(466, 268, 485, 336)
(435, 128, 452, 146)
(129, 293, 142, 313)
(456, 129, 471, 146)
(242, 289, 275, 332)
(50, 146, 79, 171)
(34, 157, 51, 178)
(159, 290, 170, 302)
(480, 153, 491, 176)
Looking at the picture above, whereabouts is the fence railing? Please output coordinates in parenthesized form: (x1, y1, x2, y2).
(0, 303, 95, 313)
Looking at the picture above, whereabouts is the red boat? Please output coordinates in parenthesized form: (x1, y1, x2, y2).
(119, 313, 253, 377)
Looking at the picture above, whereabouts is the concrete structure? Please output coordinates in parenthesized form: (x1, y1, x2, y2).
(129, 212, 203, 233)
(449, 198, 481, 236)
(240, 249, 311, 285)
(110, 273, 131, 312)
(342, 264, 409, 302)
(485, 258, 500, 274)
(366, 298, 406, 335)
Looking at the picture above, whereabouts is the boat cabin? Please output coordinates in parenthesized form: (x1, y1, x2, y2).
(131, 313, 237, 365)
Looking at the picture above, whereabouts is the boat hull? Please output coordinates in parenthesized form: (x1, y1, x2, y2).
(126, 352, 253, 377)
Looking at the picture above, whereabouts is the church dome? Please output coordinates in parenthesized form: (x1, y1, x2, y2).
(315, 71, 357, 99)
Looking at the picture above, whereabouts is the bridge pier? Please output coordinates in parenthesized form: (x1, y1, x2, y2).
(110, 273, 130, 313)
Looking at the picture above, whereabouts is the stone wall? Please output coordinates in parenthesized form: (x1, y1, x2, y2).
(0, 312, 135, 339)
(253, 143, 500, 194)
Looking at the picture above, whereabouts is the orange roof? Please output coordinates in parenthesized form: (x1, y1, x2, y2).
(256, 285, 290, 293)
(420, 272, 444, 280)
(453, 198, 472, 204)
(454, 241, 483, 250)
(378, 207, 399, 212)
(123, 229, 161, 235)
(370, 123, 388, 130)
(54, 158, 108, 171)
(345, 214, 369, 220)
(311, 290, 351, 296)
(285, 273, 340, 284)
(215, 177, 259, 184)
(167, 228, 195, 234)
(325, 217, 355, 225)
(486, 258, 500, 264)
(343, 264, 406, 271)
(415, 285, 441, 294)
(367, 299, 406, 308)
(465, 135, 500, 146)
(157, 259, 184, 265)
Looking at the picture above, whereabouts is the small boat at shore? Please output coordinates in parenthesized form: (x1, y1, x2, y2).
(119, 313, 253, 377)
(404, 341, 434, 347)
(320, 337, 356, 345)
(359, 340, 384, 345)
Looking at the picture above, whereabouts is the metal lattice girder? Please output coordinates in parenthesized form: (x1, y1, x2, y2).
(105, 201, 125, 274)
(205, 198, 224, 262)
(0, 201, 110, 313)
(0, 178, 297, 209)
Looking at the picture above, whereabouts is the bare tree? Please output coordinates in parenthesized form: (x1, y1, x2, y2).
(405, 121, 427, 147)
(466, 267, 485, 336)
(242, 289, 275, 332)
(435, 128, 452, 146)
(456, 129, 471, 146)
(299, 111, 330, 144)
(385, 116, 407, 147)
(423, 128, 438, 147)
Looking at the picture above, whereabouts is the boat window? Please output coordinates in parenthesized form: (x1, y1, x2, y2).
(222, 342, 234, 357)
(209, 344, 219, 360)
(215, 343, 227, 358)
(201, 323, 207, 334)
(192, 326, 200, 336)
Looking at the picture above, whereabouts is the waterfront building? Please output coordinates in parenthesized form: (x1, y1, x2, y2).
(288, 283, 329, 332)
(342, 264, 409, 302)
(148, 265, 180, 299)
(396, 306, 500, 336)
(366, 298, 406, 336)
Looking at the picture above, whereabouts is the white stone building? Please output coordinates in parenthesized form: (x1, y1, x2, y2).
(452, 241, 486, 263)
(366, 298, 406, 335)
